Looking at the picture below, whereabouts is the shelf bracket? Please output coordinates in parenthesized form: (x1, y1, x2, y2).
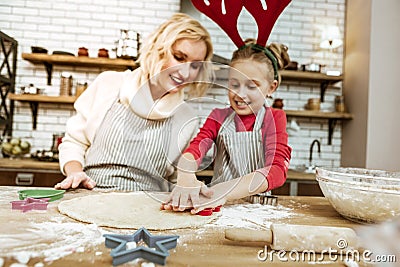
(44, 62, 53, 85)
(320, 81, 329, 102)
(327, 119, 337, 145)
(28, 102, 39, 130)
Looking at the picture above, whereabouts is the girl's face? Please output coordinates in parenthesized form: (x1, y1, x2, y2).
(151, 38, 207, 99)
(228, 60, 277, 115)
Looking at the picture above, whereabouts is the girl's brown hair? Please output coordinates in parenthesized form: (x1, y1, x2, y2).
(231, 39, 290, 85)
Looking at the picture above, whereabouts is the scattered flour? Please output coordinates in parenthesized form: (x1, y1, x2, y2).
(14, 253, 29, 264)
(75, 247, 85, 253)
(0, 221, 107, 262)
(209, 203, 294, 229)
(126, 241, 137, 250)
(141, 262, 155, 267)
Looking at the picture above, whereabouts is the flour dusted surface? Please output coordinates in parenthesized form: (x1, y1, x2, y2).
(58, 192, 219, 230)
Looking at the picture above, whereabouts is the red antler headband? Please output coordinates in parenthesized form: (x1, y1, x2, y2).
(191, 0, 291, 80)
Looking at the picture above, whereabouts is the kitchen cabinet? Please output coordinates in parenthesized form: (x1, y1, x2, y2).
(0, 158, 64, 186)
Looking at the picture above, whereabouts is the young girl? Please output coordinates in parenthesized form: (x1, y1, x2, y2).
(163, 40, 292, 213)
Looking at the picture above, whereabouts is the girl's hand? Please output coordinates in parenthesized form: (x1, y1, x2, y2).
(54, 171, 96, 190)
(188, 181, 232, 214)
(189, 193, 227, 214)
(162, 174, 213, 211)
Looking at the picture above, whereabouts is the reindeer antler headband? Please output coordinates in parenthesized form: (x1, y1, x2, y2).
(191, 0, 291, 80)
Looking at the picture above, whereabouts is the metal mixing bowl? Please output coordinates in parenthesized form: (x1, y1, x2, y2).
(316, 167, 400, 224)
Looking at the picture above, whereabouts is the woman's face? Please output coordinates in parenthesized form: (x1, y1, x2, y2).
(151, 38, 207, 99)
(228, 60, 277, 116)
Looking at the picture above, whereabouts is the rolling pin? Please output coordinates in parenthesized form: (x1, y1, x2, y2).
(225, 224, 359, 253)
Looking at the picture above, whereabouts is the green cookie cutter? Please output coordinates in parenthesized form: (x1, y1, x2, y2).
(18, 189, 65, 202)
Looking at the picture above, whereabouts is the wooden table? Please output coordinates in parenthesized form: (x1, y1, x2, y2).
(0, 186, 374, 267)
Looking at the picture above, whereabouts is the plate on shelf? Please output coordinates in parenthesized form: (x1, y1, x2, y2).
(52, 51, 75, 56)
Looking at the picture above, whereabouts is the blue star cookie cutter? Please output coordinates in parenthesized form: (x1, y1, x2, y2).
(103, 227, 179, 266)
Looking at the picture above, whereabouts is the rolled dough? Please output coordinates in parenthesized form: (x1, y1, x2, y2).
(58, 192, 219, 230)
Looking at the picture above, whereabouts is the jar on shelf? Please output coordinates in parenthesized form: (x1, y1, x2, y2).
(306, 98, 321, 111)
(75, 81, 88, 97)
(60, 72, 73, 96)
(335, 95, 345, 112)
(98, 48, 109, 58)
(78, 47, 89, 57)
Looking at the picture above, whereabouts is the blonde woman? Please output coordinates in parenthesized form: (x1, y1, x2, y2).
(55, 13, 214, 191)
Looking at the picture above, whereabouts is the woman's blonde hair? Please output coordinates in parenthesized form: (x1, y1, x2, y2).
(231, 39, 290, 85)
(139, 13, 214, 97)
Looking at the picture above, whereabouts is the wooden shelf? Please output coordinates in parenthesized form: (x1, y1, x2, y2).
(280, 70, 343, 83)
(279, 70, 342, 102)
(8, 93, 77, 104)
(8, 93, 78, 129)
(21, 53, 137, 85)
(18, 54, 348, 145)
(22, 53, 137, 69)
(284, 109, 352, 119)
(284, 109, 352, 145)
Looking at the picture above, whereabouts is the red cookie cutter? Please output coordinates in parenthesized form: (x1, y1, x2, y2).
(11, 197, 50, 212)
(197, 205, 222, 216)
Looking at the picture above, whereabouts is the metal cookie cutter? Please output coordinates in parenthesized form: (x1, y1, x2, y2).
(103, 227, 179, 266)
(197, 205, 222, 216)
(248, 194, 278, 206)
(11, 197, 50, 212)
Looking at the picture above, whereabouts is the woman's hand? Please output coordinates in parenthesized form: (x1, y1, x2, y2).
(54, 171, 96, 190)
(162, 173, 213, 211)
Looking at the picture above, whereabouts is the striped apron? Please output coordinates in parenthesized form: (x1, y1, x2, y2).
(211, 106, 267, 187)
(84, 99, 172, 191)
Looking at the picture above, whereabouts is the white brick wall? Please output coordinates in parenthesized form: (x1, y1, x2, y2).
(1, 0, 345, 170)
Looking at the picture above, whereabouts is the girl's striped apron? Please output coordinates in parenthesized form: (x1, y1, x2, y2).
(212, 106, 267, 187)
(84, 99, 172, 191)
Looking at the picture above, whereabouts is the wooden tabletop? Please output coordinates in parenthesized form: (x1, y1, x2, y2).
(0, 186, 372, 267)
(0, 158, 60, 171)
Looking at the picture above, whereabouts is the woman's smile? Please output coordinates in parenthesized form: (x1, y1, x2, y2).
(170, 74, 184, 85)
